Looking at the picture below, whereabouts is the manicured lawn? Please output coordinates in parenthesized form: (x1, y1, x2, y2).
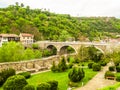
(0, 68, 97, 90)
(27, 68, 97, 90)
(99, 82, 120, 90)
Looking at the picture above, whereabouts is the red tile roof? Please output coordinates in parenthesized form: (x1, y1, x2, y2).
(20, 33, 34, 37)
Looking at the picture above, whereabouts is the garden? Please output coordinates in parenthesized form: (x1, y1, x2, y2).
(1, 44, 120, 90)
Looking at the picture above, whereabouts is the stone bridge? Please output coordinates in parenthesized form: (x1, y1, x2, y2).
(36, 41, 118, 54)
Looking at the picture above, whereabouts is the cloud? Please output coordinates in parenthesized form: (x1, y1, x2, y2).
(0, 0, 120, 17)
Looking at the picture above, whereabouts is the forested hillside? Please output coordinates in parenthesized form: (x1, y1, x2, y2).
(0, 3, 120, 41)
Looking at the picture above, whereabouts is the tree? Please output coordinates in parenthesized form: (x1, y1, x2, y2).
(58, 57, 67, 72)
(0, 42, 24, 62)
(68, 67, 85, 82)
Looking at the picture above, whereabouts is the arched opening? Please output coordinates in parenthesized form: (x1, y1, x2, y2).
(46, 45, 57, 55)
(77, 45, 104, 62)
(87, 46, 104, 62)
(59, 46, 76, 55)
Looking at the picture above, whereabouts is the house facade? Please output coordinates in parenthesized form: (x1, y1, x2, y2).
(0, 34, 20, 47)
(19, 33, 34, 45)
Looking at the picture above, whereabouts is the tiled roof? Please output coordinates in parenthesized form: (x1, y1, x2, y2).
(20, 33, 34, 37)
(0, 34, 19, 37)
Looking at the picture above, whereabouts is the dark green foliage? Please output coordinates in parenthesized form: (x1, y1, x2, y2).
(3, 75, 28, 90)
(116, 75, 120, 82)
(116, 66, 120, 72)
(88, 46, 103, 62)
(0, 68, 16, 86)
(18, 71, 31, 79)
(100, 61, 107, 66)
(47, 80, 58, 90)
(88, 62, 94, 69)
(58, 57, 67, 72)
(68, 63, 73, 69)
(109, 66, 115, 71)
(104, 71, 115, 79)
(37, 82, 50, 90)
(68, 67, 85, 82)
(92, 63, 101, 71)
(32, 44, 39, 49)
(23, 84, 35, 90)
(51, 61, 58, 72)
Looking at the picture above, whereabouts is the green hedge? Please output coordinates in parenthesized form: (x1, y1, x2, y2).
(92, 63, 101, 71)
(37, 82, 50, 90)
(18, 71, 31, 79)
(47, 80, 58, 90)
(3, 75, 28, 90)
(0, 68, 15, 86)
(23, 84, 35, 90)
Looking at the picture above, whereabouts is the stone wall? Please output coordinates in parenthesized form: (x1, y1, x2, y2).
(0, 54, 76, 73)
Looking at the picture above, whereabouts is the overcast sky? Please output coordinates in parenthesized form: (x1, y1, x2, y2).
(0, 0, 120, 17)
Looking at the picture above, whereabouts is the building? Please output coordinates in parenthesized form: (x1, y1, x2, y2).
(0, 34, 20, 47)
(19, 33, 34, 45)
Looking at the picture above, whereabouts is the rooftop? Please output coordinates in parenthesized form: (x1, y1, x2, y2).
(20, 33, 34, 37)
(0, 34, 19, 37)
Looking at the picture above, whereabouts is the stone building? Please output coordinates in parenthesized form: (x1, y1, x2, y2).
(19, 33, 34, 45)
(0, 34, 20, 47)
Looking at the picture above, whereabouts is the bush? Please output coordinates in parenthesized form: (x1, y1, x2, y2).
(104, 71, 115, 79)
(109, 66, 115, 71)
(3, 75, 28, 90)
(100, 61, 107, 66)
(68, 67, 85, 82)
(92, 63, 101, 71)
(18, 72, 31, 79)
(58, 57, 67, 72)
(51, 61, 58, 72)
(88, 62, 94, 69)
(116, 75, 120, 82)
(68, 63, 73, 69)
(37, 82, 50, 90)
(116, 66, 120, 72)
(47, 80, 58, 90)
(0, 68, 16, 86)
(23, 84, 35, 90)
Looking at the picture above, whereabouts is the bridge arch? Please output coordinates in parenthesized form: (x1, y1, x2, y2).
(59, 45, 77, 55)
(46, 45, 57, 55)
(84, 45, 104, 54)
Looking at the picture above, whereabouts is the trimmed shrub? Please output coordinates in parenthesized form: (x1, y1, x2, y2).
(0, 68, 15, 86)
(68, 67, 85, 82)
(51, 61, 58, 72)
(116, 66, 120, 72)
(18, 71, 31, 79)
(23, 84, 35, 90)
(109, 66, 115, 71)
(104, 71, 115, 79)
(88, 62, 94, 69)
(3, 75, 28, 90)
(100, 61, 107, 66)
(37, 82, 50, 90)
(47, 80, 58, 90)
(92, 63, 101, 71)
(58, 57, 67, 72)
(116, 75, 120, 82)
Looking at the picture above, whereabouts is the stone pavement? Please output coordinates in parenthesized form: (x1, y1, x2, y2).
(75, 62, 117, 90)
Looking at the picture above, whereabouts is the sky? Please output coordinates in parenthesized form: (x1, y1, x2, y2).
(0, 0, 120, 17)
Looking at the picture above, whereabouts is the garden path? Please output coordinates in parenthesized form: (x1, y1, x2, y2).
(75, 62, 117, 90)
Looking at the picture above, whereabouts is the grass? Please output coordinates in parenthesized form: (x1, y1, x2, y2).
(0, 68, 97, 90)
(99, 82, 120, 90)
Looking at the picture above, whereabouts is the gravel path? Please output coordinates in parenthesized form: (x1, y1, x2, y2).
(75, 62, 117, 90)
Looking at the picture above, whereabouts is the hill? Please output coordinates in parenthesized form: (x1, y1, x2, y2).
(0, 3, 120, 41)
